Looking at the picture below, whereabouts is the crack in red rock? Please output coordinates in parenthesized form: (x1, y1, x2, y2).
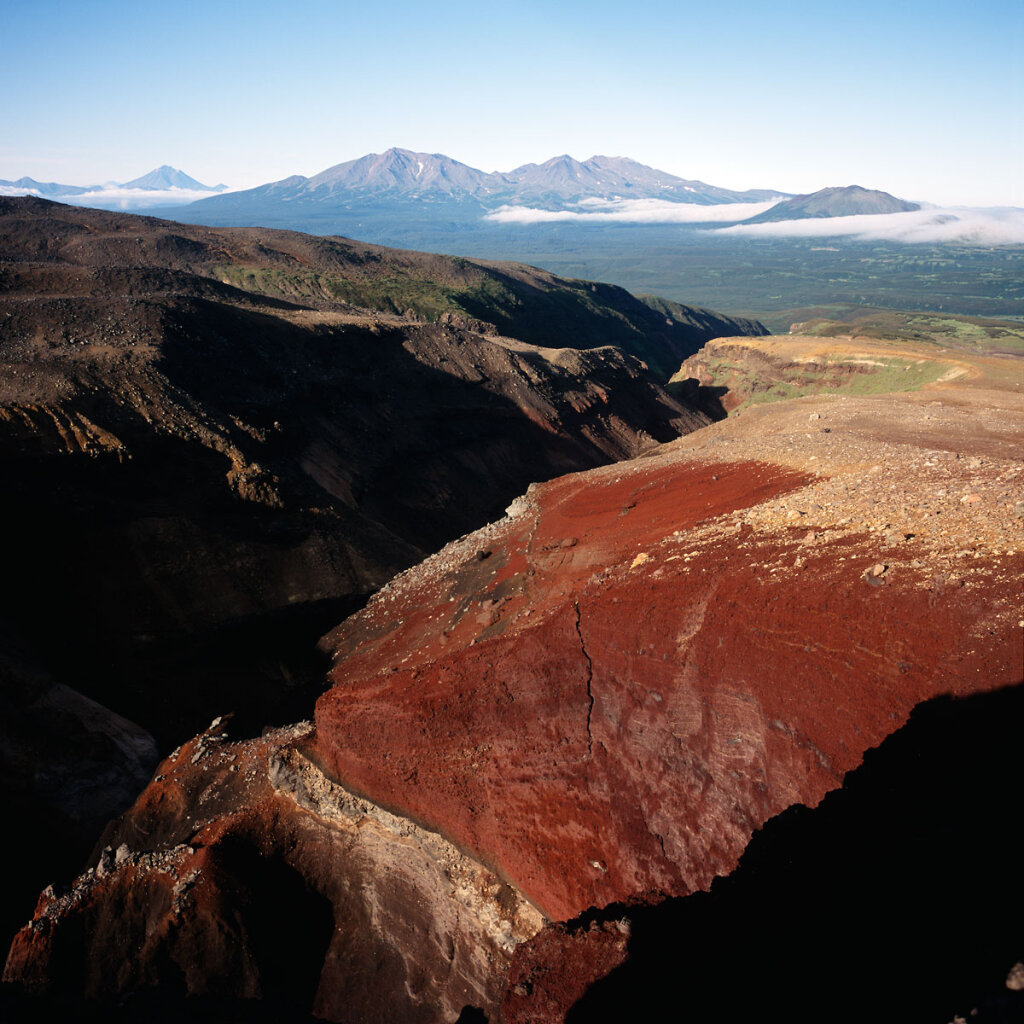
(651, 825, 669, 862)
(574, 601, 595, 760)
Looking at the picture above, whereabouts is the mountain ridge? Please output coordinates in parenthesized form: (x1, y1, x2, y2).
(502, 152, 784, 205)
(0, 176, 93, 197)
(0, 166, 226, 208)
(743, 184, 920, 223)
(6, 304, 1020, 1021)
(120, 164, 226, 191)
(182, 147, 788, 221)
(0, 193, 738, 944)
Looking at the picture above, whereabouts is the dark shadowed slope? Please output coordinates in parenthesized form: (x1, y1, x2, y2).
(1, 196, 765, 380)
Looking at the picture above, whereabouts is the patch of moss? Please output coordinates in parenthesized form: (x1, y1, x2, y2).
(789, 308, 1024, 354)
(700, 352, 955, 410)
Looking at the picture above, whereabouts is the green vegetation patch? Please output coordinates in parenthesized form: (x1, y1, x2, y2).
(786, 307, 1024, 354)
(211, 262, 509, 322)
(703, 352, 954, 410)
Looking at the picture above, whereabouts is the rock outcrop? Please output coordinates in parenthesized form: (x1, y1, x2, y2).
(313, 448, 1020, 923)
(4, 719, 543, 1022)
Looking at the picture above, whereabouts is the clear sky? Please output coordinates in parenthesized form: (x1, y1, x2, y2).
(2, 0, 1021, 206)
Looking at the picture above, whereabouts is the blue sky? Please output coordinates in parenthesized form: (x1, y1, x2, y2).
(2, 0, 1021, 205)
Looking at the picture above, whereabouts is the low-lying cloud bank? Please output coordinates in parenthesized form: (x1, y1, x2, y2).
(482, 198, 1024, 245)
(484, 197, 781, 225)
(713, 206, 1024, 246)
(0, 186, 225, 209)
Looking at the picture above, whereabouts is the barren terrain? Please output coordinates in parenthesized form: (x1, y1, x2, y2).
(6, 316, 1020, 1021)
(2, 198, 1021, 1022)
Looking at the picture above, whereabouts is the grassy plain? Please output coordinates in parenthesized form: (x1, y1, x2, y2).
(780, 307, 1024, 354)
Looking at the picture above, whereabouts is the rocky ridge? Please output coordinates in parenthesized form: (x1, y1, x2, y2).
(312, 389, 1021, 916)
(5, 718, 545, 1022)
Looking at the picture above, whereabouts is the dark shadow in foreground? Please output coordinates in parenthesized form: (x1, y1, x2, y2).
(570, 681, 1024, 1024)
(0, 988, 331, 1023)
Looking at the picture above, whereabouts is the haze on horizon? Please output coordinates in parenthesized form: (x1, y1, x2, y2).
(2, 0, 1021, 209)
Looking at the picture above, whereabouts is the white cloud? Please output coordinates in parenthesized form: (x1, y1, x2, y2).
(56, 187, 223, 209)
(484, 197, 781, 225)
(713, 206, 1024, 246)
(1, 185, 226, 208)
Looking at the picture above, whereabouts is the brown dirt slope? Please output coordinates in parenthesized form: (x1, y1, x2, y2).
(0, 195, 766, 379)
(313, 370, 1022, 920)
(4, 219, 1021, 1021)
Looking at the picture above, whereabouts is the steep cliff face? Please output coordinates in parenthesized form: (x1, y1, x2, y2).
(562, 682, 1024, 1024)
(4, 720, 544, 1023)
(1, 306, 701, 749)
(313, 450, 1020, 922)
(8, 346, 1021, 1021)
(1, 202, 706, 746)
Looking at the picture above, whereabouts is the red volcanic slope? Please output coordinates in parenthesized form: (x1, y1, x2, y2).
(314, 454, 1022, 921)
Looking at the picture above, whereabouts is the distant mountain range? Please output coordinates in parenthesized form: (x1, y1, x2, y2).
(0, 151, 928, 240)
(187, 148, 787, 219)
(174, 151, 932, 239)
(0, 176, 93, 197)
(0, 165, 227, 208)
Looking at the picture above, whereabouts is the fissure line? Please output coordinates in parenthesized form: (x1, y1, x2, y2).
(574, 600, 595, 759)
